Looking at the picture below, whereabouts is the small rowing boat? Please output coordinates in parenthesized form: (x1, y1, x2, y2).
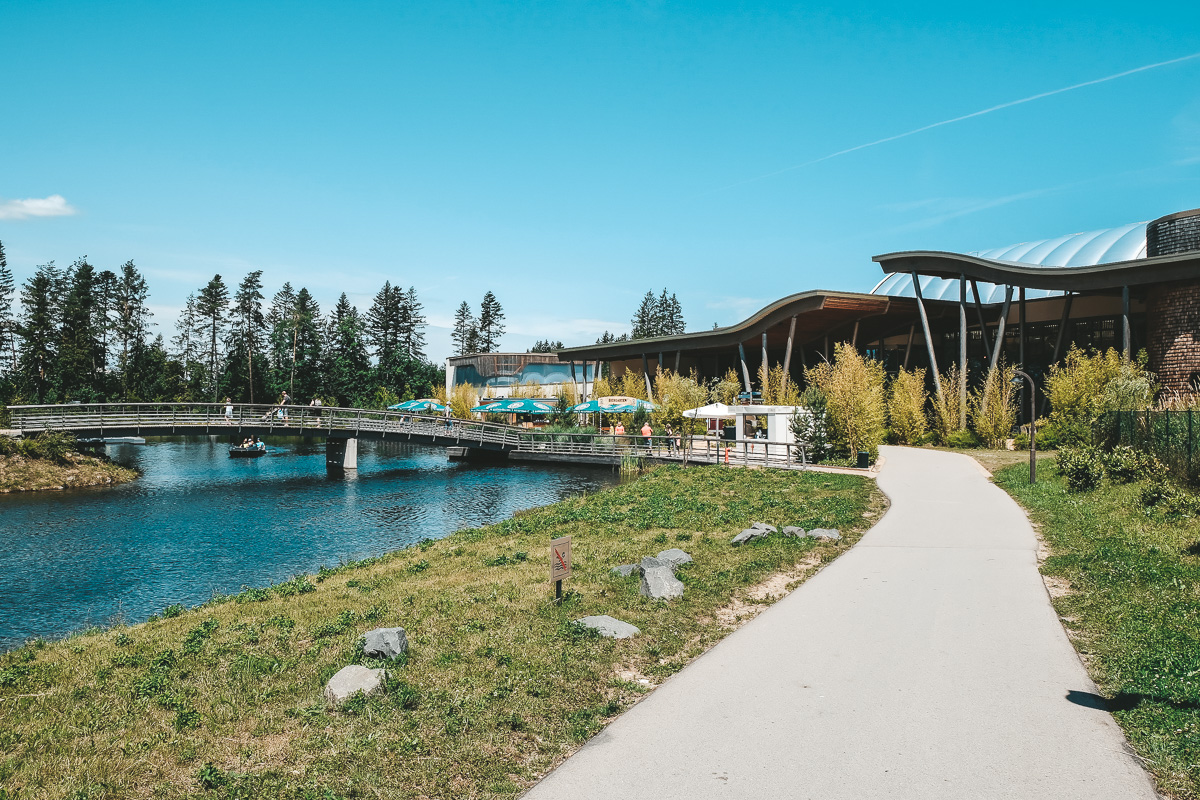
(229, 446, 267, 458)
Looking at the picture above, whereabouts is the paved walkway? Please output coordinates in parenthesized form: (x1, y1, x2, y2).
(524, 446, 1158, 799)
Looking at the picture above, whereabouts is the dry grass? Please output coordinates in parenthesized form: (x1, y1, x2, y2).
(0, 451, 137, 493)
(0, 465, 882, 799)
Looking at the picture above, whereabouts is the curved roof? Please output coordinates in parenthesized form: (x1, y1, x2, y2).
(872, 222, 1148, 302)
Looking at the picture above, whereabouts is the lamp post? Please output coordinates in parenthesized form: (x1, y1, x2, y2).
(1012, 369, 1036, 484)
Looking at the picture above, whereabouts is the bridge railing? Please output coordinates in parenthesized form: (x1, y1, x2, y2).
(5, 403, 527, 448)
(7, 404, 829, 469)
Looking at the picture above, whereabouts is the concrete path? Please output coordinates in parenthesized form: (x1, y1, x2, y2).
(524, 446, 1158, 799)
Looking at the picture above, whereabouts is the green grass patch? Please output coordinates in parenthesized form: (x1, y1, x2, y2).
(995, 462, 1200, 799)
(0, 465, 881, 799)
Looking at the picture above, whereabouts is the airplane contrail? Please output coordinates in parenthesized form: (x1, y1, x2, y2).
(716, 51, 1200, 192)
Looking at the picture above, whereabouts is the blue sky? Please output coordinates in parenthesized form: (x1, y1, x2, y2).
(2, 0, 1198, 361)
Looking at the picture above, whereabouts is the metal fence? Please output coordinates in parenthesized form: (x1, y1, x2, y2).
(1094, 409, 1200, 483)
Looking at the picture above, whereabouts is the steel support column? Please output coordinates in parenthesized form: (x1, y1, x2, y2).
(1122, 285, 1131, 359)
(959, 276, 968, 429)
(911, 272, 943, 400)
(988, 286, 1013, 375)
(970, 280, 992, 363)
(782, 315, 797, 377)
(737, 342, 752, 393)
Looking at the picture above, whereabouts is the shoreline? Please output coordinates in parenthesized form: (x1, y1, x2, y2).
(0, 464, 882, 798)
(0, 451, 139, 494)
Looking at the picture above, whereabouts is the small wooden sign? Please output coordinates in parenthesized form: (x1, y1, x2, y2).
(550, 536, 572, 582)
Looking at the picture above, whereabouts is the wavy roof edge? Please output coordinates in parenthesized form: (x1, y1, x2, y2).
(872, 220, 1150, 301)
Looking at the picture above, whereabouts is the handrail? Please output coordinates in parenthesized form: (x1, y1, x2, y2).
(5, 403, 824, 470)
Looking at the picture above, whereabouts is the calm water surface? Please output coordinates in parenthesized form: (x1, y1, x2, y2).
(0, 437, 617, 648)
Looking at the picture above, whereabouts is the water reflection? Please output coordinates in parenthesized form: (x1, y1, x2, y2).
(0, 436, 616, 648)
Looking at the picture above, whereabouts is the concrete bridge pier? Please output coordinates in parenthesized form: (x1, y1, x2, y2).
(326, 436, 358, 470)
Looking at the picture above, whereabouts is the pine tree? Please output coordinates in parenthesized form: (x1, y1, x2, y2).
(400, 286, 427, 360)
(113, 261, 153, 398)
(630, 291, 657, 339)
(225, 271, 266, 402)
(57, 258, 105, 400)
(529, 339, 564, 352)
(323, 293, 371, 405)
(658, 290, 685, 335)
(366, 281, 400, 370)
(194, 275, 230, 401)
(452, 301, 477, 356)
(265, 282, 298, 396)
(290, 288, 323, 400)
(17, 264, 60, 402)
(94, 269, 119, 388)
(0, 241, 16, 375)
(477, 291, 505, 353)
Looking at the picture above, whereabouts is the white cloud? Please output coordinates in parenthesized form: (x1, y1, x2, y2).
(0, 194, 77, 220)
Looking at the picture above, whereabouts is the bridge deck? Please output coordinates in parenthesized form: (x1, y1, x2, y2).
(6, 403, 826, 471)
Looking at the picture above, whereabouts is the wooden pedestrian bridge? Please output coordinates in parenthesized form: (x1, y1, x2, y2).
(4, 402, 821, 471)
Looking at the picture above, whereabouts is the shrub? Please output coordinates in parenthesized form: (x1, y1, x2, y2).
(1044, 346, 1155, 446)
(709, 368, 742, 406)
(930, 363, 965, 442)
(804, 343, 886, 459)
(1102, 445, 1159, 484)
(1139, 478, 1200, 519)
(757, 362, 801, 407)
(970, 362, 1018, 448)
(791, 387, 831, 463)
(887, 367, 928, 445)
(652, 369, 709, 436)
(1058, 447, 1104, 492)
(943, 429, 981, 449)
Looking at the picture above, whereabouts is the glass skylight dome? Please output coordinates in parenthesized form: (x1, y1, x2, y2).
(871, 222, 1149, 303)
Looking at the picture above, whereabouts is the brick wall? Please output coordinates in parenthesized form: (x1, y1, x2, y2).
(1147, 280, 1200, 394)
(1147, 208, 1200, 257)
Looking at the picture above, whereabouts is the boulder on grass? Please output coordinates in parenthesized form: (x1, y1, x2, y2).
(782, 526, 806, 537)
(639, 555, 667, 571)
(324, 665, 385, 706)
(751, 522, 778, 533)
(362, 627, 408, 660)
(731, 528, 768, 546)
(575, 615, 640, 639)
(809, 528, 842, 540)
(611, 564, 638, 577)
(655, 548, 693, 569)
(639, 566, 684, 600)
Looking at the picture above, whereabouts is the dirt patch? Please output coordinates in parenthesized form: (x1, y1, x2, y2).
(1044, 574, 1074, 598)
(713, 556, 823, 628)
(745, 554, 820, 602)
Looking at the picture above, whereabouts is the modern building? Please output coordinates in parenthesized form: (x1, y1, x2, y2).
(445, 352, 594, 400)
(556, 207, 1200, 405)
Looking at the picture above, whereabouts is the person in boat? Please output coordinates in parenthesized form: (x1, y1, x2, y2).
(254, 436, 265, 451)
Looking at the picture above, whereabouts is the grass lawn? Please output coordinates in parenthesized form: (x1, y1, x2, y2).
(0, 464, 882, 800)
(995, 462, 1200, 799)
(0, 451, 137, 493)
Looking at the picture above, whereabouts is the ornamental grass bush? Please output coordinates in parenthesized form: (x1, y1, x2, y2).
(757, 362, 802, 407)
(652, 369, 709, 436)
(710, 368, 742, 406)
(886, 367, 928, 445)
(1044, 346, 1155, 446)
(930, 363, 965, 442)
(804, 343, 886, 459)
(970, 362, 1018, 448)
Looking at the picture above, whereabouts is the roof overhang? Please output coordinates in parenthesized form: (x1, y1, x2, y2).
(556, 290, 955, 362)
(873, 250, 1200, 292)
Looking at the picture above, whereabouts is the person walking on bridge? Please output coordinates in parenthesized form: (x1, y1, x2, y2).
(279, 391, 290, 422)
(641, 421, 653, 451)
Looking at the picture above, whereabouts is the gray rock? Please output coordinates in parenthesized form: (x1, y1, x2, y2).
(362, 627, 408, 660)
(782, 526, 806, 537)
(639, 555, 667, 571)
(731, 528, 768, 546)
(655, 548, 693, 569)
(751, 522, 778, 532)
(639, 565, 684, 600)
(809, 528, 842, 540)
(324, 665, 385, 705)
(611, 564, 638, 577)
(575, 615, 640, 639)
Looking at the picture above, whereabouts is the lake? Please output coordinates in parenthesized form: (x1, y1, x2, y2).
(0, 436, 618, 649)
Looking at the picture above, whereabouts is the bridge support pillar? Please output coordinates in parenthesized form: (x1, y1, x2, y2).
(327, 437, 358, 470)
